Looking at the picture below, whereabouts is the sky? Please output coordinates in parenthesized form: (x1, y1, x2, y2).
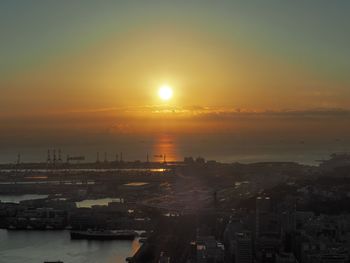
(1, 1, 350, 162)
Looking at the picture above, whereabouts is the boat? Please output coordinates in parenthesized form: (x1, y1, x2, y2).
(70, 229, 137, 240)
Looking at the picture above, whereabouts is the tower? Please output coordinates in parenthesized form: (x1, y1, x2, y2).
(16, 153, 21, 165)
(96, 152, 100, 163)
(58, 149, 62, 163)
(213, 191, 218, 208)
(53, 149, 56, 164)
(47, 150, 51, 164)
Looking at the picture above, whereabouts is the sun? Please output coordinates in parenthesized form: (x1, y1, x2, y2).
(158, 84, 173, 101)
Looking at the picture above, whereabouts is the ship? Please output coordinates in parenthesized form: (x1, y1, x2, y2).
(70, 229, 137, 240)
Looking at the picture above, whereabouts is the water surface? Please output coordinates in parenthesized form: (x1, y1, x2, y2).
(0, 194, 48, 203)
(76, 198, 123, 208)
(0, 230, 139, 263)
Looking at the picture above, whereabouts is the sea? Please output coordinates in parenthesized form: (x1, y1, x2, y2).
(0, 133, 349, 165)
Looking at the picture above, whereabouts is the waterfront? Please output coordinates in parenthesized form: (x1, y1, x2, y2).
(2, 134, 349, 166)
(0, 230, 140, 263)
(0, 194, 48, 203)
(76, 198, 123, 208)
(0, 195, 121, 208)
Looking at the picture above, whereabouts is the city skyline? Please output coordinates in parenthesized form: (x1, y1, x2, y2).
(1, 2, 350, 263)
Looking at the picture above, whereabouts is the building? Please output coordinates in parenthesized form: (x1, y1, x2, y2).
(256, 197, 272, 240)
(194, 235, 225, 263)
(255, 197, 282, 262)
(233, 232, 253, 263)
(276, 252, 298, 263)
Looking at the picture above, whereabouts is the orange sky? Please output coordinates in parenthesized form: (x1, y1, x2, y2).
(1, 1, 350, 155)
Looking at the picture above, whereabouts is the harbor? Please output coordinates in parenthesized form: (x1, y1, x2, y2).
(0, 229, 141, 263)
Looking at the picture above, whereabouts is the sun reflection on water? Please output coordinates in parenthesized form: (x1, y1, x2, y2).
(152, 134, 179, 162)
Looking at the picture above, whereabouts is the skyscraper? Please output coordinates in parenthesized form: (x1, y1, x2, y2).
(233, 232, 253, 263)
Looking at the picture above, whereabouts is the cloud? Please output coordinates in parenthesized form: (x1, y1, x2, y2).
(1, 105, 350, 138)
(109, 105, 350, 120)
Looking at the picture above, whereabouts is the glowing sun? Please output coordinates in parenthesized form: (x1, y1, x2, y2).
(158, 85, 173, 101)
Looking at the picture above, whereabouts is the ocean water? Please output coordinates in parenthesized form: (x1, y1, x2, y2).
(0, 133, 349, 165)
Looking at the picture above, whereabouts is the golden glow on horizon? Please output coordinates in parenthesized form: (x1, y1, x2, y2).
(153, 134, 179, 162)
(158, 85, 173, 101)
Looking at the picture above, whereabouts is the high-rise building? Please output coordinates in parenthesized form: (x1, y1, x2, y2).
(255, 197, 281, 262)
(233, 232, 253, 263)
(276, 252, 298, 263)
(256, 196, 272, 240)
